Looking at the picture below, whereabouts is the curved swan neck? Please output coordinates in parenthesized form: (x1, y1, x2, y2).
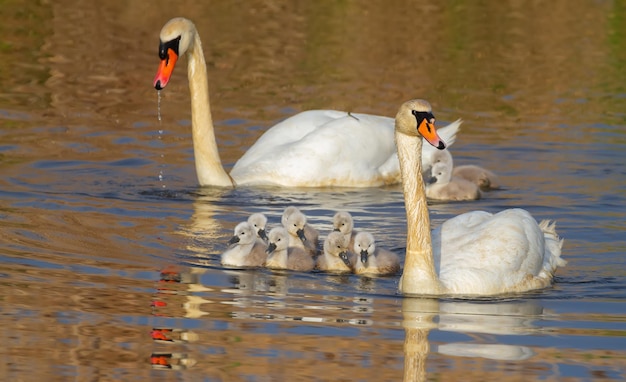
(187, 31, 233, 187)
(396, 131, 441, 295)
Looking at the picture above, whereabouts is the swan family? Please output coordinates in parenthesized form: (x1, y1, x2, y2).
(156, 17, 565, 296)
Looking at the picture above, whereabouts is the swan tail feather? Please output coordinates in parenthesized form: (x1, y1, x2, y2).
(539, 220, 567, 271)
(438, 119, 462, 147)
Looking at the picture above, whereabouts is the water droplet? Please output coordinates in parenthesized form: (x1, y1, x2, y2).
(156, 90, 166, 189)
(157, 90, 162, 122)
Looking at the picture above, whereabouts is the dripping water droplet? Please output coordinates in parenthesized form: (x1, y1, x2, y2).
(157, 90, 162, 122)
(157, 90, 166, 188)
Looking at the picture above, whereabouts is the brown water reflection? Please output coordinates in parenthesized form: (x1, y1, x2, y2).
(0, 0, 625, 381)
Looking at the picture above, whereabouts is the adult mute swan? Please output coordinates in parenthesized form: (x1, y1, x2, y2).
(153, 17, 461, 187)
(394, 99, 565, 296)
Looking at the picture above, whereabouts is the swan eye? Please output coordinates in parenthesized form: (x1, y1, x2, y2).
(412, 110, 435, 131)
(158, 35, 181, 60)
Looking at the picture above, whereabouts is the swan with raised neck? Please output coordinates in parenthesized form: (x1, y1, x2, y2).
(395, 99, 565, 296)
(394, 99, 446, 295)
(153, 17, 463, 188)
(155, 17, 232, 186)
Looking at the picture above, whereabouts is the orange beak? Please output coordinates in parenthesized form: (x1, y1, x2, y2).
(417, 117, 446, 150)
(153, 48, 178, 90)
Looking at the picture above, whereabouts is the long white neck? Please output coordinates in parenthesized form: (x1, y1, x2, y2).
(396, 131, 441, 295)
(187, 32, 233, 187)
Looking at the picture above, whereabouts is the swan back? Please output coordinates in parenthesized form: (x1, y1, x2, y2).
(230, 112, 462, 187)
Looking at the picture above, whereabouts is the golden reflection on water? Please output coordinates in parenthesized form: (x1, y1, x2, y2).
(149, 266, 583, 381)
(0, 0, 625, 381)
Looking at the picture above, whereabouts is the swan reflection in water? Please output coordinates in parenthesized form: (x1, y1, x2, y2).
(151, 265, 545, 380)
(402, 297, 540, 381)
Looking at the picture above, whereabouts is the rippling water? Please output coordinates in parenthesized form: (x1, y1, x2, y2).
(1, 1, 625, 381)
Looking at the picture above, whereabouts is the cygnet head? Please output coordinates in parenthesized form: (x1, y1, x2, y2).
(430, 149, 454, 170)
(282, 207, 308, 242)
(266, 227, 289, 254)
(324, 231, 351, 267)
(228, 222, 256, 246)
(353, 232, 376, 265)
(281, 206, 301, 226)
(248, 213, 268, 241)
(333, 211, 354, 235)
(428, 161, 453, 185)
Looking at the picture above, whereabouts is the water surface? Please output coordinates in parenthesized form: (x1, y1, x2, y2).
(0, 1, 625, 381)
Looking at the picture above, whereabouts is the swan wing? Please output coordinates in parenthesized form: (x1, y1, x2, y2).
(235, 110, 349, 166)
(231, 111, 397, 187)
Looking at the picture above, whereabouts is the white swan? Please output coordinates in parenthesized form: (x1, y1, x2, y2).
(393, 99, 565, 296)
(332, 211, 359, 249)
(281, 206, 319, 256)
(426, 162, 482, 201)
(429, 149, 500, 191)
(316, 232, 355, 273)
(265, 227, 315, 272)
(153, 17, 461, 187)
(353, 232, 401, 276)
(221, 222, 267, 267)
